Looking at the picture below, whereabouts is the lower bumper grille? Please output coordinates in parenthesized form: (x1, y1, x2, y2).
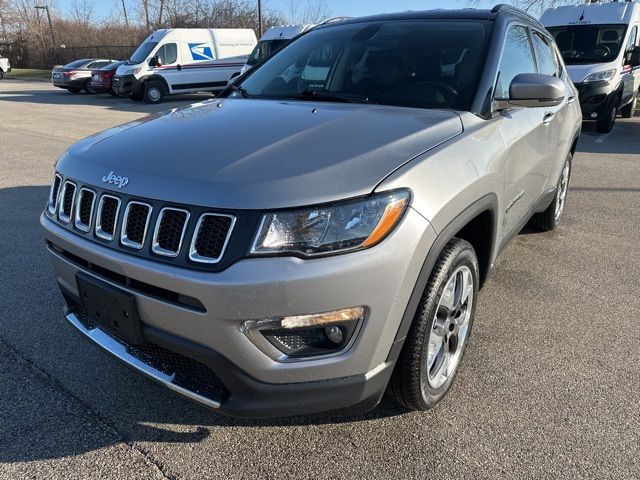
(68, 309, 228, 408)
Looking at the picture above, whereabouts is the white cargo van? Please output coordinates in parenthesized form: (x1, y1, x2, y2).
(239, 24, 315, 76)
(541, 0, 640, 132)
(113, 28, 257, 103)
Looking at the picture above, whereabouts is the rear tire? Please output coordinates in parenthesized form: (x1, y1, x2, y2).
(620, 94, 637, 118)
(143, 82, 164, 104)
(530, 154, 571, 231)
(387, 238, 479, 411)
(68, 88, 81, 94)
(84, 79, 96, 95)
(0, 69, 4, 80)
(596, 102, 617, 133)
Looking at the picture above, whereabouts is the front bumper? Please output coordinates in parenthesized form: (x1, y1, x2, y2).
(42, 209, 435, 416)
(112, 74, 139, 95)
(574, 80, 618, 120)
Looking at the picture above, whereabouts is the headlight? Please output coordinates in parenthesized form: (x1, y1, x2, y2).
(250, 190, 410, 257)
(124, 68, 141, 76)
(583, 69, 616, 83)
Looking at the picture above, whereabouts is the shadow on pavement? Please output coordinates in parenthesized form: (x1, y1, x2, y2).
(0, 185, 408, 464)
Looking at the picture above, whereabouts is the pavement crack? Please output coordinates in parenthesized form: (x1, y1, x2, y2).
(0, 333, 175, 480)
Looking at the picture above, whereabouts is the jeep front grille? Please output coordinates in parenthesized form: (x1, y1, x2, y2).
(96, 195, 121, 241)
(46, 174, 237, 269)
(58, 181, 76, 223)
(152, 208, 190, 257)
(121, 201, 152, 249)
(48, 174, 62, 214)
(74, 188, 95, 232)
(189, 214, 235, 264)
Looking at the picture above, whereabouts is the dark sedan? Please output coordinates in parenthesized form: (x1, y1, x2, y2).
(90, 61, 125, 95)
(51, 59, 119, 94)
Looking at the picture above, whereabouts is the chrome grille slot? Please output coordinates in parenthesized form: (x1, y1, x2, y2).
(74, 188, 95, 232)
(152, 208, 190, 257)
(58, 181, 76, 223)
(189, 214, 235, 264)
(95, 195, 121, 241)
(48, 174, 62, 215)
(121, 201, 152, 250)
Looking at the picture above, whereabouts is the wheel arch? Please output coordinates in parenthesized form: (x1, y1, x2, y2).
(386, 193, 498, 362)
(142, 74, 169, 94)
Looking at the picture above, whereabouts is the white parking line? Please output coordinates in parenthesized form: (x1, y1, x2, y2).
(594, 132, 611, 143)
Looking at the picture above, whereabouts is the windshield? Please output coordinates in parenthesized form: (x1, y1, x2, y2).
(129, 41, 158, 64)
(234, 19, 490, 110)
(247, 39, 290, 66)
(547, 24, 627, 64)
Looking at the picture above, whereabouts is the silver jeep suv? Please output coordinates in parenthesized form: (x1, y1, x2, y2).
(41, 6, 581, 417)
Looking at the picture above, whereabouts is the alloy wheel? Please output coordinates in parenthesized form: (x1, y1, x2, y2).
(554, 161, 570, 221)
(426, 265, 474, 389)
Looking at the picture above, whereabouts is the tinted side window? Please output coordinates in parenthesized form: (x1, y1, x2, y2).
(532, 32, 560, 76)
(495, 26, 536, 99)
(157, 43, 178, 64)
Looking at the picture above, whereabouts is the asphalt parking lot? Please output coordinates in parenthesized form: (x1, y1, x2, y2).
(1, 79, 639, 479)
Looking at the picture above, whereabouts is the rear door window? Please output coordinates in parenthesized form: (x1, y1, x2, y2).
(495, 25, 537, 99)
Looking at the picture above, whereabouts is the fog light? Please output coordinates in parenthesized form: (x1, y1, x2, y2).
(242, 307, 365, 358)
(591, 112, 598, 119)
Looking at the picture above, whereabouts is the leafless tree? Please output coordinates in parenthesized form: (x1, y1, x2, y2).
(286, 0, 331, 24)
(70, 0, 94, 25)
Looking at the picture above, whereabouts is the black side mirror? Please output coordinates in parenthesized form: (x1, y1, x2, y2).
(626, 46, 640, 67)
(149, 56, 159, 67)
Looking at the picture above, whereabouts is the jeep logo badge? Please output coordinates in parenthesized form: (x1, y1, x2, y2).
(102, 171, 129, 189)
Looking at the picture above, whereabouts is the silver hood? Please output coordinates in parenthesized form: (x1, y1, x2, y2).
(57, 99, 463, 209)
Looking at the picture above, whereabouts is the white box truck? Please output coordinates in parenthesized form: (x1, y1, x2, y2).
(113, 28, 257, 103)
(0, 56, 11, 79)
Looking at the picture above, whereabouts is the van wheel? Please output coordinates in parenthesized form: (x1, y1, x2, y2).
(596, 102, 617, 133)
(0, 69, 4, 80)
(143, 82, 164, 104)
(387, 238, 478, 411)
(620, 95, 637, 118)
(530, 154, 571, 231)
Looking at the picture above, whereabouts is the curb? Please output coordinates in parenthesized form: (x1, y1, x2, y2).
(2, 76, 50, 83)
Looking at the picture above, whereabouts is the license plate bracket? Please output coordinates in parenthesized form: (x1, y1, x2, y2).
(76, 272, 144, 345)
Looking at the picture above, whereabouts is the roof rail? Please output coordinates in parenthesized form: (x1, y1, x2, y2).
(491, 3, 547, 30)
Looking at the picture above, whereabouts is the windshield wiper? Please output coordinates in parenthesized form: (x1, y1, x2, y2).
(229, 84, 253, 98)
(292, 89, 374, 104)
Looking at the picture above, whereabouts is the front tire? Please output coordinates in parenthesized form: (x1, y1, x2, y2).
(620, 94, 637, 118)
(530, 154, 571, 231)
(68, 88, 81, 94)
(0, 69, 4, 80)
(387, 238, 479, 411)
(596, 102, 617, 133)
(143, 82, 164, 104)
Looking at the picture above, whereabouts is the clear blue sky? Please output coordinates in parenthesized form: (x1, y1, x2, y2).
(57, 0, 506, 21)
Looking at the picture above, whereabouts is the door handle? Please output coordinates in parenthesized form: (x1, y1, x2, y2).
(543, 111, 555, 124)
(567, 95, 576, 104)
(177, 64, 182, 71)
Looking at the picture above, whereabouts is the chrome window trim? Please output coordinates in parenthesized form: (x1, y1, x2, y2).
(73, 188, 96, 232)
(47, 173, 63, 215)
(120, 201, 153, 250)
(188, 213, 236, 264)
(95, 194, 121, 241)
(152, 207, 190, 257)
(57, 180, 77, 224)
